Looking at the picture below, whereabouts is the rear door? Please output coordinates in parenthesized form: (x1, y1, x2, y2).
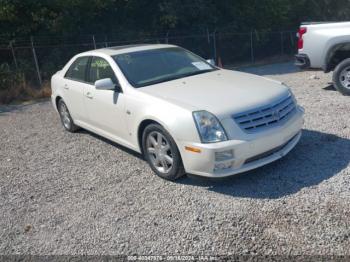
(63, 56, 91, 122)
(83, 56, 129, 142)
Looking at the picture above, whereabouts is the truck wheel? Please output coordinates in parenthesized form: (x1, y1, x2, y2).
(333, 58, 350, 96)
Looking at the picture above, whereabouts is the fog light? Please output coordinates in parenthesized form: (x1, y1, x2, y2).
(214, 161, 233, 171)
(215, 150, 234, 162)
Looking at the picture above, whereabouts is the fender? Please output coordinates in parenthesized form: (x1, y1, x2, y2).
(322, 37, 350, 72)
(124, 92, 200, 152)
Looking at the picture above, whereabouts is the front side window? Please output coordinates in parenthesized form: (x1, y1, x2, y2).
(65, 56, 89, 82)
(89, 57, 118, 84)
(113, 47, 217, 88)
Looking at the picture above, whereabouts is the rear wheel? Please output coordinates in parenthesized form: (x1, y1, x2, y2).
(333, 58, 350, 96)
(142, 124, 185, 181)
(58, 99, 79, 132)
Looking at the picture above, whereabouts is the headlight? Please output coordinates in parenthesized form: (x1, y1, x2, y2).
(193, 111, 228, 143)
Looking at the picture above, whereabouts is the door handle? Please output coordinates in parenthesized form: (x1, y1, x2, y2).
(64, 84, 69, 90)
(85, 92, 93, 99)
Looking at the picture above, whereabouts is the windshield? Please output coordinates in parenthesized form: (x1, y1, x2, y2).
(113, 47, 217, 87)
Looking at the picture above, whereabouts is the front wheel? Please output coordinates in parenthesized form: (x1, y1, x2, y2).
(142, 124, 185, 181)
(333, 58, 350, 96)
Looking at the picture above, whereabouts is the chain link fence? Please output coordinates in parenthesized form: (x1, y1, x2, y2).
(0, 30, 297, 88)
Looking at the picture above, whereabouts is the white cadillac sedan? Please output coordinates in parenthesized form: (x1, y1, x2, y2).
(51, 44, 304, 180)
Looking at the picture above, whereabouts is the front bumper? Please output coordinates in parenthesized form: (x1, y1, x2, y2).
(179, 107, 304, 178)
(295, 54, 310, 69)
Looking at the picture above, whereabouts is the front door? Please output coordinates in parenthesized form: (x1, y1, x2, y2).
(83, 56, 129, 143)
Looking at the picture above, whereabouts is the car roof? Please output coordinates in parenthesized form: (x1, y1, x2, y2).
(79, 44, 178, 57)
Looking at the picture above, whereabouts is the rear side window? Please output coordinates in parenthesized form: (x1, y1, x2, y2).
(65, 56, 89, 82)
(89, 57, 118, 84)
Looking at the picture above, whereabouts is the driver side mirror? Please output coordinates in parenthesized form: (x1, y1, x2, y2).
(95, 78, 121, 92)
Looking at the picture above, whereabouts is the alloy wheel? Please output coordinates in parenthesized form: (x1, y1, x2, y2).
(146, 131, 174, 173)
(59, 102, 71, 129)
(339, 66, 350, 90)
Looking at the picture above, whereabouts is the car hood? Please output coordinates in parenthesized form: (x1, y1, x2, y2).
(138, 69, 290, 119)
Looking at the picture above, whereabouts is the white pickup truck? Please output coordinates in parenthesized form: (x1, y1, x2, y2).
(295, 22, 350, 95)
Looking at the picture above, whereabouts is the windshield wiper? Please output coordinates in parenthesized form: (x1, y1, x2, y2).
(137, 69, 216, 87)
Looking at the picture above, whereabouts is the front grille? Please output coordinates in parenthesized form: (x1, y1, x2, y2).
(233, 94, 297, 133)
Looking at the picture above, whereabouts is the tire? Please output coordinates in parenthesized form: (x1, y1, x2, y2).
(142, 124, 185, 181)
(57, 99, 79, 132)
(333, 58, 350, 96)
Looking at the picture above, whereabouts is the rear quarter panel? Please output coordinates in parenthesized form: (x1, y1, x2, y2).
(50, 73, 64, 111)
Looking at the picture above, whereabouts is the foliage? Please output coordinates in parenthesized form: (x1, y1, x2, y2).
(0, 63, 21, 90)
(0, 0, 349, 39)
(0, 63, 51, 104)
(0, 0, 349, 103)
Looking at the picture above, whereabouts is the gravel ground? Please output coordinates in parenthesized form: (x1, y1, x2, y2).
(1, 62, 350, 256)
